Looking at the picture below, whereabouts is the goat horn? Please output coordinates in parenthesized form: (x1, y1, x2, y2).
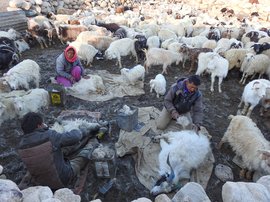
(166, 153, 175, 183)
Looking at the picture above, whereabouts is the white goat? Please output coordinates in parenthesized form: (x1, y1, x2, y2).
(218, 115, 270, 179)
(223, 48, 251, 70)
(13, 88, 49, 118)
(150, 74, 166, 98)
(196, 52, 229, 93)
(151, 130, 210, 195)
(202, 39, 217, 49)
(105, 38, 138, 69)
(76, 33, 115, 51)
(259, 88, 270, 116)
(50, 118, 100, 133)
(120, 64, 145, 85)
(240, 53, 270, 85)
(0, 96, 16, 126)
(15, 39, 30, 53)
(144, 48, 183, 74)
(179, 36, 208, 48)
(161, 38, 178, 50)
(68, 41, 98, 66)
(68, 75, 105, 95)
(146, 36, 161, 49)
(158, 29, 178, 42)
(214, 38, 241, 53)
(167, 42, 183, 53)
(1, 59, 40, 92)
(238, 79, 270, 117)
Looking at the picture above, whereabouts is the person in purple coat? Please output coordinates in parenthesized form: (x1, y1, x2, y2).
(55, 46, 88, 87)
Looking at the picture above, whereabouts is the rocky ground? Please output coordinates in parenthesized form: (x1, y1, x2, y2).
(1, 41, 270, 202)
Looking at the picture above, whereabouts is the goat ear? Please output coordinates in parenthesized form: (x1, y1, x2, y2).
(252, 81, 260, 89)
(259, 150, 270, 160)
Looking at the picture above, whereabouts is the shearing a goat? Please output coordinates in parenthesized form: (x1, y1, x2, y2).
(151, 130, 211, 195)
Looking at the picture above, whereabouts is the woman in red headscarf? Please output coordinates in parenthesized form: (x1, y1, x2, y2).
(55, 46, 87, 87)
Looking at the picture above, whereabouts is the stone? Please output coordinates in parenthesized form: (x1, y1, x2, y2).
(52, 1, 58, 7)
(21, 186, 53, 202)
(214, 164, 234, 182)
(100, 1, 108, 8)
(54, 188, 81, 202)
(222, 181, 270, 202)
(34, 0, 43, 5)
(172, 182, 211, 202)
(42, 1, 51, 7)
(131, 197, 152, 202)
(155, 194, 171, 202)
(6, 7, 22, 11)
(0, 179, 22, 202)
(42, 198, 62, 202)
(9, 0, 24, 8)
(21, 2, 32, 10)
(257, 175, 270, 193)
(58, 1, 64, 7)
(57, 7, 76, 15)
(33, 5, 42, 13)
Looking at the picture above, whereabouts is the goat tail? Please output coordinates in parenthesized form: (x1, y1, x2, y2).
(228, 114, 235, 120)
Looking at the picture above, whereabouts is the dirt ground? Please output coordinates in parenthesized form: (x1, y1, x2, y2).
(1, 41, 270, 202)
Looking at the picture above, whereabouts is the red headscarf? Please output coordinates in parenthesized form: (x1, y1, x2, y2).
(64, 46, 77, 63)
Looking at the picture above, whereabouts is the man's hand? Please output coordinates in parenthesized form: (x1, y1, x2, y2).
(191, 124, 200, 134)
(70, 76, 76, 84)
(83, 75, 90, 79)
(171, 110, 180, 120)
(79, 124, 100, 138)
(176, 116, 189, 127)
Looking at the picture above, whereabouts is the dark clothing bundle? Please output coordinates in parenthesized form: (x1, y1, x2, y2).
(18, 127, 83, 189)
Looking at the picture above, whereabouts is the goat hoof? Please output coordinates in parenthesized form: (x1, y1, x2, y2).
(239, 169, 246, 179)
(245, 171, 253, 180)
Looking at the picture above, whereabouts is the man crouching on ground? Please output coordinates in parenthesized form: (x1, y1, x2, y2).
(17, 112, 99, 190)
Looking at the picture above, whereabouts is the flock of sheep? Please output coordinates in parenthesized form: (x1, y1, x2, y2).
(1, 0, 270, 200)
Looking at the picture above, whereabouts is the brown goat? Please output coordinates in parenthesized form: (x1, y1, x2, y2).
(179, 45, 212, 72)
(57, 25, 88, 44)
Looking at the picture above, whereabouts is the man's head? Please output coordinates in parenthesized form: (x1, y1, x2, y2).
(186, 75, 201, 93)
(21, 112, 43, 134)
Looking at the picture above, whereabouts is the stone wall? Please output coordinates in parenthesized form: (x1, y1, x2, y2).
(7, 0, 142, 15)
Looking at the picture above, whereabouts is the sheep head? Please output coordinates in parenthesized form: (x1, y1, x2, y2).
(13, 97, 26, 117)
(245, 53, 255, 62)
(0, 78, 11, 93)
(252, 81, 268, 99)
(258, 150, 270, 174)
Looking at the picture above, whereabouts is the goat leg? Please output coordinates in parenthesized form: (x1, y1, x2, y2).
(239, 169, 247, 179)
